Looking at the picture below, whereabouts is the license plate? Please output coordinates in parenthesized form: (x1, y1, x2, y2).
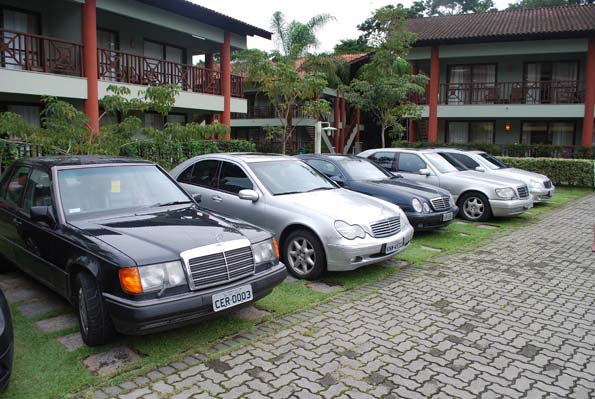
(385, 239, 404, 254)
(212, 285, 253, 312)
(442, 212, 453, 222)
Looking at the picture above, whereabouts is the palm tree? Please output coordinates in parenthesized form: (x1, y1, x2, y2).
(270, 11, 336, 60)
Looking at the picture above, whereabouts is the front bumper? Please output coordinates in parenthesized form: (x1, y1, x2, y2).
(104, 263, 287, 335)
(490, 197, 533, 217)
(407, 206, 459, 231)
(325, 224, 415, 272)
(531, 186, 555, 203)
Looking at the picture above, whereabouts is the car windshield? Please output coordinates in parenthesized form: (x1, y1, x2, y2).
(340, 158, 392, 181)
(478, 152, 509, 169)
(250, 160, 336, 195)
(58, 165, 190, 220)
(424, 153, 459, 173)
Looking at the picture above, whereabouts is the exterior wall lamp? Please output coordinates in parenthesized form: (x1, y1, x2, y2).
(505, 123, 512, 132)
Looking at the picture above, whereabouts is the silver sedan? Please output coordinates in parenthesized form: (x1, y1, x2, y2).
(170, 154, 414, 279)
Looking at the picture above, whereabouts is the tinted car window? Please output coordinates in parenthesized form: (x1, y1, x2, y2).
(4, 166, 30, 207)
(437, 153, 468, 171)
(369, 152, 396, 171)
(22, 169, 52, 213)
(397, 153, 426, 174)
(305, 160, 342, 177)
(218, 162, 253, 194)
(250, 160, 335, 195)
(184, 160, 219, 188)
(446, 153, 480, 169)
(177, 165, 195, 183)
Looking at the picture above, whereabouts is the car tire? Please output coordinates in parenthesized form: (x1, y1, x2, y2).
(283, 230, 326, 280)
(458, 192, 491, 222)
(75, 272, 116, 346)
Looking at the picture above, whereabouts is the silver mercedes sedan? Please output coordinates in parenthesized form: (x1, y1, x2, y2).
(170, 154, 414, 279)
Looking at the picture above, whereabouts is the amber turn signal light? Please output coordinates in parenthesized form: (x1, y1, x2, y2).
(272, 237, 280, 260)
(119, 267, 143, 294)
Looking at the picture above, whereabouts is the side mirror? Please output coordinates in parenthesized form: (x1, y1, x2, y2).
(30, 206, 56, 227)
(193, 193, 202, 204)
(419, 168, 431, 176)
(475, 166, 486, 172)
(239, 189, 259, 202)
(330, 175, 344, 187)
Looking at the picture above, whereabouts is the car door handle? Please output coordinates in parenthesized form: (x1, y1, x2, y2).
(212, 195, 223, 203)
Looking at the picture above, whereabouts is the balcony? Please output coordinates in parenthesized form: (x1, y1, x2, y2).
(0, 29, 244, 98)
(414, 80, 584, 105)
(232, 105, 307, 119)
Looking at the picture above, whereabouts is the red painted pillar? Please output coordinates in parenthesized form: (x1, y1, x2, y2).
(428, 46, 440, 143)
(582, 38, 595, 147)
(340, 95, 346, 153)
(333, 97, 340, 151)
(220, 32, 231, 138)
(409, 63, 419, 143)
(82, 0, 99, 135)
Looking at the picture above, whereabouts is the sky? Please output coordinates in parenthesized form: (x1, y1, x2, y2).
(192, 0, 514, 53)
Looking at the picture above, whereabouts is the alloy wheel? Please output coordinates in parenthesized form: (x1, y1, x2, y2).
(463, 197, 485, 220)
(287, 237, 316, 275)
(78, 288, 89, 335)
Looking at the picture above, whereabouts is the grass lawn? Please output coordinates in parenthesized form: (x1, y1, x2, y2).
(2, 187, 592, 399)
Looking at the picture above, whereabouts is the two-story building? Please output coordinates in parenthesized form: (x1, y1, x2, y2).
(406, 5, 595, 149)
(0, 0, 270, 135)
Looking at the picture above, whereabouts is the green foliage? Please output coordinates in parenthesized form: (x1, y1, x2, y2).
(270, 11, 336, 59)
(344, 6, 427, 148)
(507, 0, 593, 10)
(333, 38, 371, 54)
(499, 157, 595, 188)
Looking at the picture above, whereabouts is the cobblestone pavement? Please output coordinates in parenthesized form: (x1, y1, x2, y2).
(93, 195, 595, 399)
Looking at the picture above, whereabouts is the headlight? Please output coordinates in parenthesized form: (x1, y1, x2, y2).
(449, 195, 455, 207)
(530, 179, 542, 188)
(252, 238, 279, 264)
(422, 202, 431, 213)
(334, 220, 366, 240)
(412, 198, 423, 212)
(495, 187, 516, 200)
(128, 261, 186, 293)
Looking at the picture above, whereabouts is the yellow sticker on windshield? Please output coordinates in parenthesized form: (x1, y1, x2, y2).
(111, 180, 121, 193)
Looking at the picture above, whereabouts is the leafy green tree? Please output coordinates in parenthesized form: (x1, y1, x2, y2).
(270, 11, 336, 59)
(236, 49, 331, 154)
(507, 0, 593, 9)
(333, 38, 371, 54)
(343, 6, 428, 148)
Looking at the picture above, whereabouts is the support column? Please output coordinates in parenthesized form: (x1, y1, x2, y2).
(220, 32, 231, 138)
(582, 38, 595, 147)
(409, 63, 419, 143)
(428, 46, 440, 143)
(340, 95, 347, 153)
(82, 0, 99, 135)
(355, 106, 361, 152)
(333, 97, 340, 151)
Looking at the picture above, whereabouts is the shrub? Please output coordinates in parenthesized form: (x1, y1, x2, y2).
(498, 157, 595, 188)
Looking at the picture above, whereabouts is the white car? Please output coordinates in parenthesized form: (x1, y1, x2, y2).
(170, 154, 414, 280)
(439, 149, 555, 203)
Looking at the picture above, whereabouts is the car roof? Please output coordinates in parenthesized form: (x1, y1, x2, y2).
(365, 148, 441, 154)
(213, 152, 295, 163)
(15, 155, 153, 169)
(299, 153, 358, 162)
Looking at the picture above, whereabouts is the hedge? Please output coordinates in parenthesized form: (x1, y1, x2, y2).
(498, 157, 595, 188)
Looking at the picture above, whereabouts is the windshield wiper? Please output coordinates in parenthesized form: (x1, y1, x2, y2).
(152, 200, 192, 207)
(275, 191, 303, 196)
(305, 187, 335, 193)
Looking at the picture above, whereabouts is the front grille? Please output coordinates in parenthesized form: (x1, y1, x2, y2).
(186, 245, 254, 290)
(430, 196, 450, 211)
(516, 185, 529, 199)
(544, 180, 552, 189)
(370, 217, 401, 238)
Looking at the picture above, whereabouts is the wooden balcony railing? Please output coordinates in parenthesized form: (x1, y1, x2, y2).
(0, 28, 83, 76)
(97, 48, 244, 97)
(413, 80, 584, 105)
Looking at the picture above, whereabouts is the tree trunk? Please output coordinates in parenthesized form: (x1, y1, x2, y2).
(381, 125, 386, 148)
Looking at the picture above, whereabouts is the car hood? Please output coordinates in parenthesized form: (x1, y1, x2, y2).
(454, 170, 526, 187)
(362, 178, 450, 198)
(70, 206, 267, 266)
(280, 188, 401, 224)
(490, 168, 549, 184)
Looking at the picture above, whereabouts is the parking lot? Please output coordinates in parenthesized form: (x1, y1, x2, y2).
(73, 193, 595, 399)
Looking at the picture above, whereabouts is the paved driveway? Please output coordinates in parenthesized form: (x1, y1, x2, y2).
(98, 195, 595, 399)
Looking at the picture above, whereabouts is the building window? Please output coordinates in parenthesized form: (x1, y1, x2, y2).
(521, 121, 575, 145)
(446, 121, 495, 144)
(524, 62, 579, 104)
(447, 64, 496, 104)
(143, 113, 186, 129)
(7, 105, 40, 127)
(1, 8, 41, 70)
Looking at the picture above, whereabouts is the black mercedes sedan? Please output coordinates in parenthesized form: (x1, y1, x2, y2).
(0, 288, 13, 391)
(0, 156, 286, 346)
(299, 154, 458, 231)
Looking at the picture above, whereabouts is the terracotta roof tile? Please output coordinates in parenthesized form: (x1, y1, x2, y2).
(407, 5, 595, 45)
